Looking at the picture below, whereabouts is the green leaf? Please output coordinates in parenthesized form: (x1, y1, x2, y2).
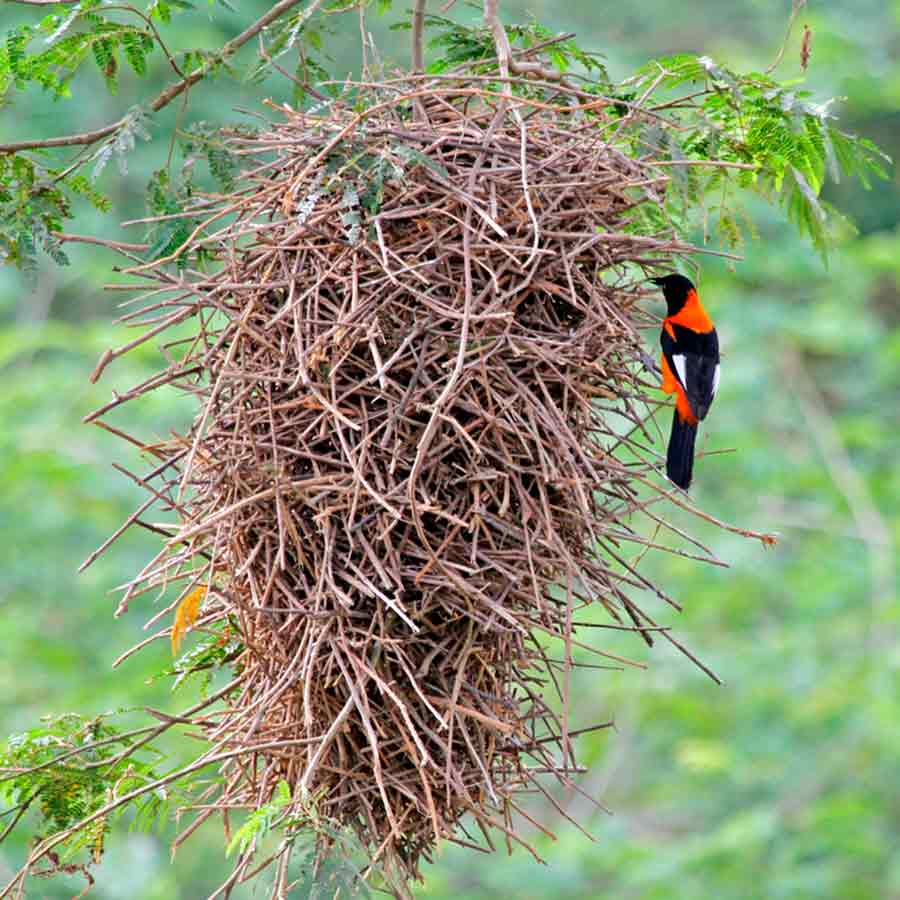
(225, 780, 293, 857)
(122, 31, 150, 76)
(91, 35, 118, 94)
(148, 0, 171, 24)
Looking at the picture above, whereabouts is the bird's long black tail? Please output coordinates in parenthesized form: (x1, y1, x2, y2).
(666, 410, 697, 490)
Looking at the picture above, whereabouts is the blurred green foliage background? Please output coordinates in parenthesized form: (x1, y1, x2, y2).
(1, 1, 898, 897)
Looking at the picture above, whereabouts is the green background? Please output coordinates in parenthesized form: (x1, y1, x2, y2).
(1, 1, 899, 897)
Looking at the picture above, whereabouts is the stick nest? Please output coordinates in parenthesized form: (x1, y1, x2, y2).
(90, 81, 714, 887)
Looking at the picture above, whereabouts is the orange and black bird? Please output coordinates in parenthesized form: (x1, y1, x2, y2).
(651, 274, 719, 490)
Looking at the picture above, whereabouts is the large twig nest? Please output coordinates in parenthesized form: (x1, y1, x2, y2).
(91, 79, 714, 887)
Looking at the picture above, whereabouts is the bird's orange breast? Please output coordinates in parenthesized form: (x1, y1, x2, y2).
(666, 288, 714, 334)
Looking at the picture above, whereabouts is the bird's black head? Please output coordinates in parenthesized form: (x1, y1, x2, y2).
(650, 273, 696, 317)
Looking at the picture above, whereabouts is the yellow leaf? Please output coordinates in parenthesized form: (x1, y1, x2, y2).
(171, 585, 207, 655)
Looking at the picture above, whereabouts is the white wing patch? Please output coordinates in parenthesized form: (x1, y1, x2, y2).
(712, 363, 720, 398)
(672, 354, 688, 388)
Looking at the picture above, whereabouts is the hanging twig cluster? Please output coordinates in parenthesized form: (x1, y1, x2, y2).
(82, 79, 734, 890)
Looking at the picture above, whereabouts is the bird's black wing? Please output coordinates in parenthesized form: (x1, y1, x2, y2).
(661, 325, 720, 421)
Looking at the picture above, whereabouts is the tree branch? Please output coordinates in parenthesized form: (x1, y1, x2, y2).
(0, 0, 329, 154)
(102, 3, 185, 78)
(482, 0, 568, 86)
(2, 734, 325, 898)
(483, 0, 511, 84)
(765, 0, 807, 74)
(52, 231, 148, 253)
(411, 0, 426, 73)
(257, 33, 327, 100)
(1, 121, 124, 153)
(410, 0, 427, 121)
(0, 796, 35, 844)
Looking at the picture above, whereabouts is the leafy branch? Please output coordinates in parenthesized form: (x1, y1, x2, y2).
(1, 1, 888, 276)
(0, 0, 333, 273)
(1, 0, 329, 152)
(622, 53, 890, 256)
(392, 11, 887, 257)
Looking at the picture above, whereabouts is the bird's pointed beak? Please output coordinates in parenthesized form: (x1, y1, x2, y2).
(649, 276, 665, 287)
